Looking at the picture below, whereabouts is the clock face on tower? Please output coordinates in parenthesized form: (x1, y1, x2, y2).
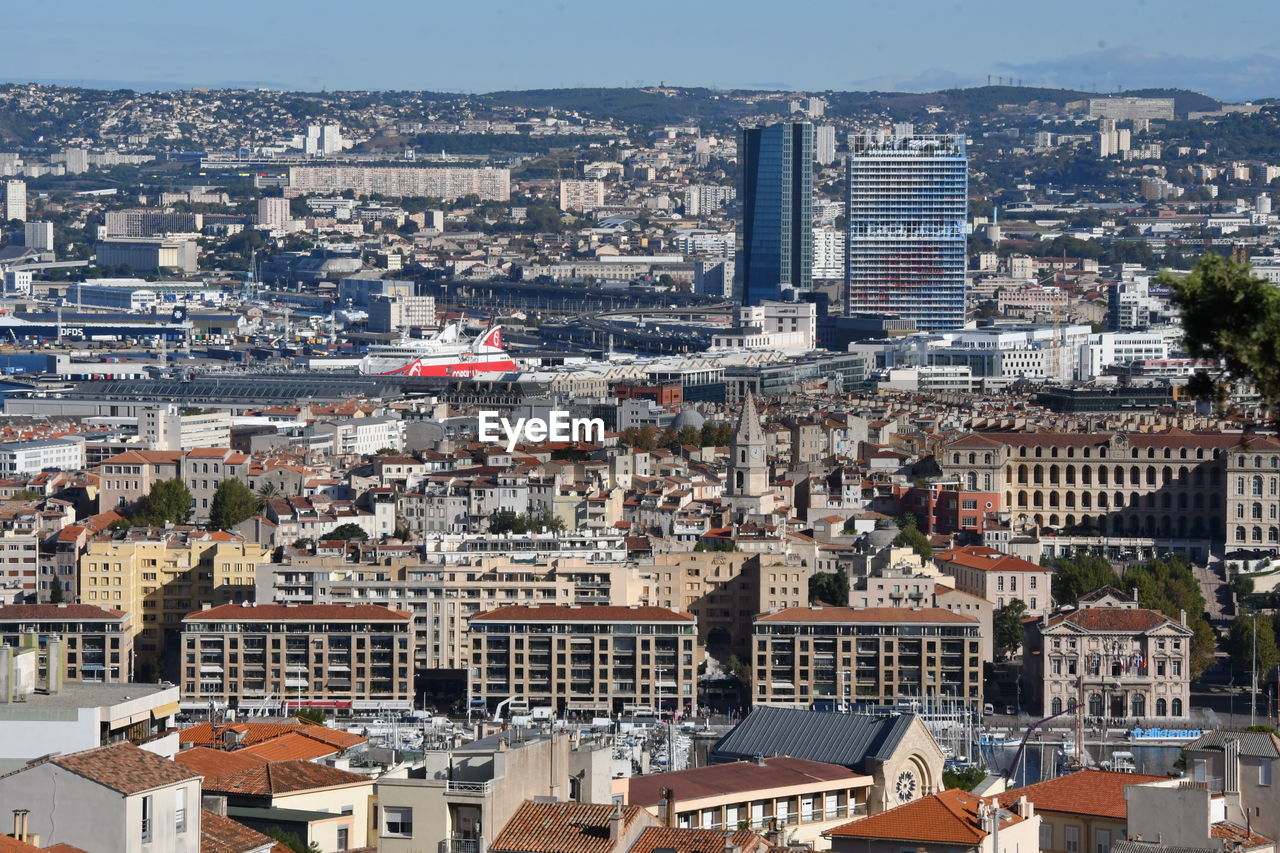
(751, 447, 761, 460)
(895, 769, 918, 803)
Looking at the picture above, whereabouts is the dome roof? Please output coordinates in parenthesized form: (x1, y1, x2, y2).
(672, 408, 705, 430)
(867, 518, 899, 549)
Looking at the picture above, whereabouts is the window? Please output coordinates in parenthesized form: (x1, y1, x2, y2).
(337, 826, 350, 850)
(1261, 761, 1273, 787)
(1041, 823, 1053, 850)
(384, 806, 413, 837)
(1066, 826, 1080, 853)
(1096, 829, 1111, 853)
(175, 787, 187, 833)
(141, 795, 153, 842)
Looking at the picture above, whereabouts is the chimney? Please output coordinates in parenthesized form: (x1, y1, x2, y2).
(608, 800, 624, 841)
(766, 818, 783, 846)
(15, 809, 28, 843)
(11, 810, 21, 841)
(1131, 587, 1138, 604)
(1017, 795, 1034, 819)
(660, 786, 676, 827)
(1180, 609, 1187, 626)
(45, 638, 63, 695)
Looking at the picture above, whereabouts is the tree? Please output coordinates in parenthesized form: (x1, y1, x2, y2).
(9, 488, 42, 501)
(994, 600, 1029, 659)
(209, 479, 262, 530)
(325, 523, 368, 541)
(134, 478, 193, 526)
(294, 707, 327, 724)
(1127, 555, 1217, 678)
(1049, 552, 1121, 604)
(48, 578, 64, 604)
(809, 570, 849, 606)
(1167, 252, 1280, 413)
(266, 827, 321, 853)
(1228, 612, 1280, 677)
(943, 765, 986, 791)
(893, 523, 933, 560)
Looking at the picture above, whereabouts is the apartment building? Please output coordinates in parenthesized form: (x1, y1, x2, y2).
(467, 604, 697, 716)
(180, 447, 251, 521)
(258, 553, 645, 678)
(288, 165, 511, 201)
(104, 207, 203, 237)
(933, 545, 1054, 616)
(96, 449, 183, 512)
(139, 405, 232, 452)
(79, 529, 269, 677)
(752, 606, 983, 707)
(0, 436, 85, 475)
(0, 603, 133, 682)
(620, 756, 874, 847)
(559, 179, 606, 211)
(1021, 589, 1193, 720)
(940, 432, 1280, 558)
(180, 602, 413, 710)
(0, 529, 40, 600)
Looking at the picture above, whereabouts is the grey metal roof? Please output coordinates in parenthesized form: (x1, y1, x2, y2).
(1185, 730, 1280, 758)
(709, 708, 916, 771)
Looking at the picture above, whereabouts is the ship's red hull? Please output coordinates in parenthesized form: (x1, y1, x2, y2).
(373, 357, 521, 377)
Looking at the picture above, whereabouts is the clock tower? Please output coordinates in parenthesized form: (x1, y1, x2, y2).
(726, 390, 773, 514)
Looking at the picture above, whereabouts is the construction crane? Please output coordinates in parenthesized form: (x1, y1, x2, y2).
(1002, 699, 1080, 782)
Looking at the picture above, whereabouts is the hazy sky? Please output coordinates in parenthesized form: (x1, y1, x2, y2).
(6, 0, 1280, 101)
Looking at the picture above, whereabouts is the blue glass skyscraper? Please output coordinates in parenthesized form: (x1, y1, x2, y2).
(739, 121, 813, 306)
(845, 132, 968, 330)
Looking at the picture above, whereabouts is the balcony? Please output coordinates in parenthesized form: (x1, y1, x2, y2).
(445, 780, 491, 796)
(445, 837, 484, 853)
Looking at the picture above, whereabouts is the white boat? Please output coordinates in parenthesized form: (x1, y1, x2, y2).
(359, 323, 519, 377)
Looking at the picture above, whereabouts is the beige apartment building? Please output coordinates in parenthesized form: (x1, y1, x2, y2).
(260, 554, 646, 675)
(180, 602, 413, 710)
(1022, 589, 1193, 719)
(940, 432, 1280, 557)
(934, 545, 1054, 616)
(467, 604, 698, 716)
(79, 528, 269, 676)
(96, 449, 182, 513)
(619, 756, 874, 849)
(558, 179, 605, 211)
(180, 447, 252, 521)
(752, 606, 983, 708)
(0, 603, 133, 682)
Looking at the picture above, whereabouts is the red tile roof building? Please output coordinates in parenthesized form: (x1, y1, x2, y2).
(1021, 590, 1194, 721)
(468, 604, 697, 716)
(180, 603, 413, 708)
(825, 789, 1038, 853)
(752, 606, 982, 707)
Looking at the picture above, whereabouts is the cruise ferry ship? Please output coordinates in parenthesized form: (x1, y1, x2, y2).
(358, 324, 519, 377)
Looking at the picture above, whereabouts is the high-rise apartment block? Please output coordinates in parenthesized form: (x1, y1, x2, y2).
(23, 220, 54, 253)
(304, 122, 344, 155)
(684, 184, 736, 217)
(5, 179, 26, 221)
(63, 147, 89, 174)
(181, 603, 413, 708)
(740, 120, 813, 305)
(257, 196, 292, 228)
(815, 125, 837, 165)
(467, 604, 698, 715)
(558, 179, 605, 212)
(845, 132, 967, 330)
(289, 166, 510, 201)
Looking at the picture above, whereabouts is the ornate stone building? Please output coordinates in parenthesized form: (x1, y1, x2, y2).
(941, 431, 1280, 559)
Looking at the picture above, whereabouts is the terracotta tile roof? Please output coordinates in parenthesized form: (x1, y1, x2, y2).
(627, 757, 866, 806)
(1044, 607, 1184, 633)
(179, 719, 367, 750)
(201, 808, 277, 853)
(202, 760, 371, 797)
(995, 769, 1167, 819)
(174, 746, 268, 779)
(936, 548, 1049, 573)
(1210, 822, 1272, 849)
(239, 731, 340, 763)
(490, 802, 649, 853)
(0, 838, 44, 853)
(99, 449, 183, 465)
(187, 447, 234, 458)
(47, 742, 200, 795)
(629, 828, 771, 853)
(756, 606, 978, 625)
(0, 603, 127, 620)
(472, 605, 694, 623)
(183, 603, 411, 622)
(825, 789, 1023, 844)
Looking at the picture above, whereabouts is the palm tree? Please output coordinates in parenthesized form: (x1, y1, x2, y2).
(257, 482, 281, 501)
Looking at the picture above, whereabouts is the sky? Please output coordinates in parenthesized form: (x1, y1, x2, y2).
(5, 0, 1280, 102)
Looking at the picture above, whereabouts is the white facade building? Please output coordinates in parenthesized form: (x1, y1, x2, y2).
(24, 220, 53, 252)
(1081, 332, 1171, 378)
(0, 437, 86, 475)
(5, 179, 26, 221)
(257, 196, 292, 228)
(813, 226, 845, 279)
